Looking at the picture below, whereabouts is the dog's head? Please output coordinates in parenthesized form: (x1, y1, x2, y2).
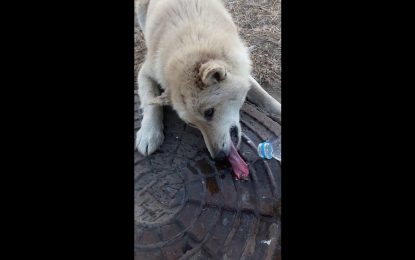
(152, 56, 251, 160)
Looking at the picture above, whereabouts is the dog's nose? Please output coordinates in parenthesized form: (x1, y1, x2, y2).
(230, 126, 238, 144)
(214, 150, 227, 161)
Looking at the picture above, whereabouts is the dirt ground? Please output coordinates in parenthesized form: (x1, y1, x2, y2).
(134, 0, 281, 102)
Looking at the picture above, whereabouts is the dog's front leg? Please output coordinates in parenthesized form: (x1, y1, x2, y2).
(135, 65, 164, 156)
(247, 75, 281, 123)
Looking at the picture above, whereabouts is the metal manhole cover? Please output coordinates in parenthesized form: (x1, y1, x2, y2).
(134, 94, 281, 260)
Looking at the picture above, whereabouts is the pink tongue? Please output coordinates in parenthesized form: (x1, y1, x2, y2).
(228, 143, 249, 180)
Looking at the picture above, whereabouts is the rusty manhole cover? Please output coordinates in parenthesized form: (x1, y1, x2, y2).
(134, 94, 281, 259)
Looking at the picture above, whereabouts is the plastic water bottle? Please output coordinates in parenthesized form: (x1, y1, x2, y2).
(258, 137, 281, 162)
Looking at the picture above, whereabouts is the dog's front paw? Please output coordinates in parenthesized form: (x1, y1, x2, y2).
(135, 126, 164, 156)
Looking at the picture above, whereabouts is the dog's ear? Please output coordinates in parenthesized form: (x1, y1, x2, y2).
(148, 91, 170, 106)
(199, 60, 227, 86)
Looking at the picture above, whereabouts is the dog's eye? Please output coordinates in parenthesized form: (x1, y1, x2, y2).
(204, 108, 214, 120)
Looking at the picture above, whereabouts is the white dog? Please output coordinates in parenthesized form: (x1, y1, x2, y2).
(135, 0, 281, 166)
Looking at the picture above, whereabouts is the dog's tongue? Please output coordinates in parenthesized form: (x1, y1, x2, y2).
(228, 143, 249, 180)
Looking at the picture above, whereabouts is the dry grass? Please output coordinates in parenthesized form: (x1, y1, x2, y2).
(134, 26, 146, 86)
(134, 0, 281, 101)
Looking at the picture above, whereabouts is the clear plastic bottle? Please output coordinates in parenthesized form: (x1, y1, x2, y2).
(258, 137, 281, 162)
